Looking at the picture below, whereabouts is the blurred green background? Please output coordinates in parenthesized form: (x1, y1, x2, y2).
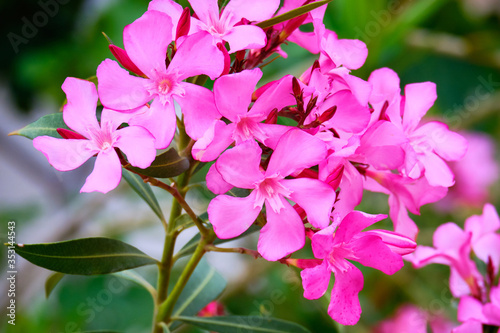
(1, 0, 499, 332)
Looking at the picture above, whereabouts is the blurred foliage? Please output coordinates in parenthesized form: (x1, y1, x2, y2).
(2, 0, 500, 332)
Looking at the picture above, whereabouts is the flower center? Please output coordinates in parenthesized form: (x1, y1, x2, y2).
(158, 78, 172, 95)
(233, 116, 268, 144)
(327, 242, 355, 273)
(254, 174, 292, 213)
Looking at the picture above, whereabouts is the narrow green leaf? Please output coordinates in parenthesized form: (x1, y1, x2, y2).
(9, 113, 68, 139)
(45, 272, 65, 298)
(175, 315, 312, 333)
(256, 0, 333, 29)
(14, 237, 158, 275)
(113, 270, 157, 300)
(170, 258, 226, 330)
(176, 225, 260, 259)
(128, 148, 190, 178)
(174, 214, 195, 231)
(122, 169, 165, 222)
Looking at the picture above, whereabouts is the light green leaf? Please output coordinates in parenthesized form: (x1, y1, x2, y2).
(122, 169, 165, 222)
(9, 113, 68, 139)
(128, 148, 190, 178)
(174, 214, 195, 231)
(113, 270, 157, 300)
(175, 315, 312, 333)
(45, 272, 65, 298)
(170, 258, 226, 330)
(256, 0, 333, 29)
(159, 323, 171, 333)
(14, 237, 158, 275)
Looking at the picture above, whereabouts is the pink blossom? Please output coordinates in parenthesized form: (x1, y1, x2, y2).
(299, 211, 411, 325)
(97, 10, 224, 149)
(207, 129, 335, 261)
(367, 68, 468, 187)
(186, 0, 279, 53)
(457, 287, 500, 328)
(192, 69, 295, 162)
(33, 78, 156, 193)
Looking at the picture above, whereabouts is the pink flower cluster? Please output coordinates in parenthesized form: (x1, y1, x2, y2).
(31, 0, 470, 326)
(409, 203, 500, 332)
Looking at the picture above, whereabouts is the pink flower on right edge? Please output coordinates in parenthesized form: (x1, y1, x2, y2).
(299, 211, 415, 325)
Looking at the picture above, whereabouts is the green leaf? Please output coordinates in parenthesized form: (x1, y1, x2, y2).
(174, 214, 195, 231)
(45, 272, 65, 298)
(14, 237, 158, 275)
(170, 258, 226, 330)
(128, 148, 190, 178)
(159, 323, 171, 333)
(122, 169, 165, 222)
(256, 0, 333, 29)
(176, 225, 260, 259)
(113, 270, 157, 300)
(9, 113, 68, 139)
(175, 315, 312, 333)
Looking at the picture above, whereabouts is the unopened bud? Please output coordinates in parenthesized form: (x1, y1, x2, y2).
(364, 230, 417, 255)
(292, 77, 302, 97)
(265, 108, 278, 124)
(57, 128, 86, 140)
(109, 45, 145, 76)
(318, 105, 337, 123)
(217, 43, 231, 76)
(176, 7, 191, 41)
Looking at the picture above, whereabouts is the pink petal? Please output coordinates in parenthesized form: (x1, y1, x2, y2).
(300, 261, 331, 299)
(188, 0, 219, 24)
(33, 136, 95, 171)
(258, 123, 294, 150)
(363, 230, 416, 255)
(452, 320, 483, 333)
(421, 152, 455, 187)
(176, 83, 220, 140)
(96, 59, 150, 110)
(61, 77, 99, 135)
(402, 82, 437, 132)
(471, 233, 500, 272)
(258, 199, 305, 261)
(208, 191, 261, 239)
(321, 90, 370, 134)
(328, 263, 364, 325)
(249, 75, 295, 117)
(129, 99, 177, 149)
(336, 211, 387, 243)
(465, 203, 500, 238)
(148, 0, 184, 37)
(123, 10, 173, 77)
(310, 225, 336, 259)
(80, 150, 122, 193)
(206, 163, 233, 194)
(214, 69, 262, 121)
(215, 140, 264, 188)
(483, 303, 500, 326)
(325, 38, 368, 70)
(351, 234, 404, 275)
(433, 222, 468, 250)
(341, 74, 373, 107)
(114, 126, 156, 169)
(192, 121, 235, 162)
(281, 178, 335, 229)
(368, 67, 400, 105)
(169, 31, 224, 80)
(225, 0, 280, 22)
(331, 161, 364, 221)
(266, 129, 327, 177)
(223, 25, 267, 53)
(457, 296, 486, 323)
(388, 195, 419, 240)
(412, 121, 468, 161)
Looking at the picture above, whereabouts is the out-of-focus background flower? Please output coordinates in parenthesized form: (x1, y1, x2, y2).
(1, 0, 499, 332)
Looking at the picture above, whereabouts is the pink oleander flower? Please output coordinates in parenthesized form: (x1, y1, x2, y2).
(192, 69, 295, 162)
(408, 221, 484, 298)
(97, 10, 224, 149)
(187, 0, 279, 53)
(207, 129, 336, 261)
(364, 168, 448, 239)
(33, 77, 156, 193)
(457, 287, 500, 330)
(438, 132, 499, 210)
(368, 67, 468, 187)
(374, 304, 455, 333)
(299, 211, 413, 325)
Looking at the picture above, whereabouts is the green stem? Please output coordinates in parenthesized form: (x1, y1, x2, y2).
(156, 230, 216, 327)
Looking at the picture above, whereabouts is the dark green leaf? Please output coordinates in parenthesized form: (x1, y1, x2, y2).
(128, 148, 190, 178)
(9, 113, 68, 139)
(256, 0, 333, 29)
(170, 258, 226, 330)
(175, 315, 311, 333)
(176, 225, 260, 259)
(14, 237, 158, 275)
(45, 272, 65, 298)
(122, 169, 165, 222)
